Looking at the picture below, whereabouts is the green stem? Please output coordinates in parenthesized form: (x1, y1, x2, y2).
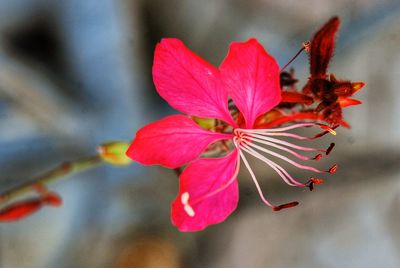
(0, 155, 103, 204)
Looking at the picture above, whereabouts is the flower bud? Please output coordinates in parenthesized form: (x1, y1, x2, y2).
(98, 141, 132, 166)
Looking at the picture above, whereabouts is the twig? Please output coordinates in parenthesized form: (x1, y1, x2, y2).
(0, 155, 103, 204)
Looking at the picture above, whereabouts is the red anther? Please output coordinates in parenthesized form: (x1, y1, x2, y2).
(326, 143, 335, 155)
(272, 201, 299, 211)
(313, 154, 323, 161)
(310, 178, 324, 184)
(306, 177, 324, 191)
(328, 164, 338, 174)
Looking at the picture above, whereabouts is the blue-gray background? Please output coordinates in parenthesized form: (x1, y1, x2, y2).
(0, 0, 399, 267)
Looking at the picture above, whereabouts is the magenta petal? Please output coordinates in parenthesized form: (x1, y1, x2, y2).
(171, 149, 239, 232)
(220, 38, 281, 128)
(153, 38, 235, 125)
(126, 115, 232, 168)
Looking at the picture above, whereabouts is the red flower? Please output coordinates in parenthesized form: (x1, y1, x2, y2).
(127, 38, 336, 231)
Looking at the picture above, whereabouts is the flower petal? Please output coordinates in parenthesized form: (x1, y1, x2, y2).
(171, 149, 239, 231)
(126, 115, 232, 168)
(220, 38, 281, 128)
(153, 38, 235, 125)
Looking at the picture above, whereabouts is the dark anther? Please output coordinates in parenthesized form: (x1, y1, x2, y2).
(306, 178, 324, 191)
(273, 201, 300, 211)
(326, 143, 335, 155)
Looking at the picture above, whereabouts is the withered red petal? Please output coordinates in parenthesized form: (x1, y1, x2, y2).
(281, 91, 314, 105)
(310, 17, 340, 77)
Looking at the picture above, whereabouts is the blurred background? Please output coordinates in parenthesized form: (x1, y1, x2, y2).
(0, 0, 399, 267)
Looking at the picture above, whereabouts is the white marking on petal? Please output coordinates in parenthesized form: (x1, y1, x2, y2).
(181, 192, 189, 204)
(181, 192, 195, 217)
(184, 204, 195, 217)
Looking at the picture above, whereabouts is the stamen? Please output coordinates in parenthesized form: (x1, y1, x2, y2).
(236, 123, 316, 133)
(240, 135, 317, 161)
(237, 131, 335, 157)
(240, 148, 300, 211)
(319, 124, 337, 135)
(326, 143, 335, 155)
(243, 140, 325, 173)
(243, 134, 324, 153)
(238, 124, 337, 141)
(311, 178, 324, 184)
(329, 164, 338, 174)
(232, 120, 337, 212)
(313, 154, 323, 161)
(308, 182, 314, 191)
(240, 144, 305, 187)
(306, 177, 324, 191)
(272, 201, 299, 211)
(280, 42, 309, 73)
(302, 41, 311, 52)
(238, 149, 275, 208)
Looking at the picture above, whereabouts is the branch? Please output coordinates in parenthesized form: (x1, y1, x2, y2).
(0, 155, 103, 204)
(0, 141, 132, 205)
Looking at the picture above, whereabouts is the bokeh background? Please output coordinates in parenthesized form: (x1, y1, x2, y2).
(0, 0, 399, 267)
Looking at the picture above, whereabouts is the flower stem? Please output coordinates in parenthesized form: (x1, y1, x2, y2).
(0, 155, 103, 204)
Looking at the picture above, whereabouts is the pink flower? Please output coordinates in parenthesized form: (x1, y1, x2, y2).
(127, 38, 336, 232)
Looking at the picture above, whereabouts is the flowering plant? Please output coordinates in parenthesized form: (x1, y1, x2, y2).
(126, 17, 364, 231)
(0, 17, 364, 230)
